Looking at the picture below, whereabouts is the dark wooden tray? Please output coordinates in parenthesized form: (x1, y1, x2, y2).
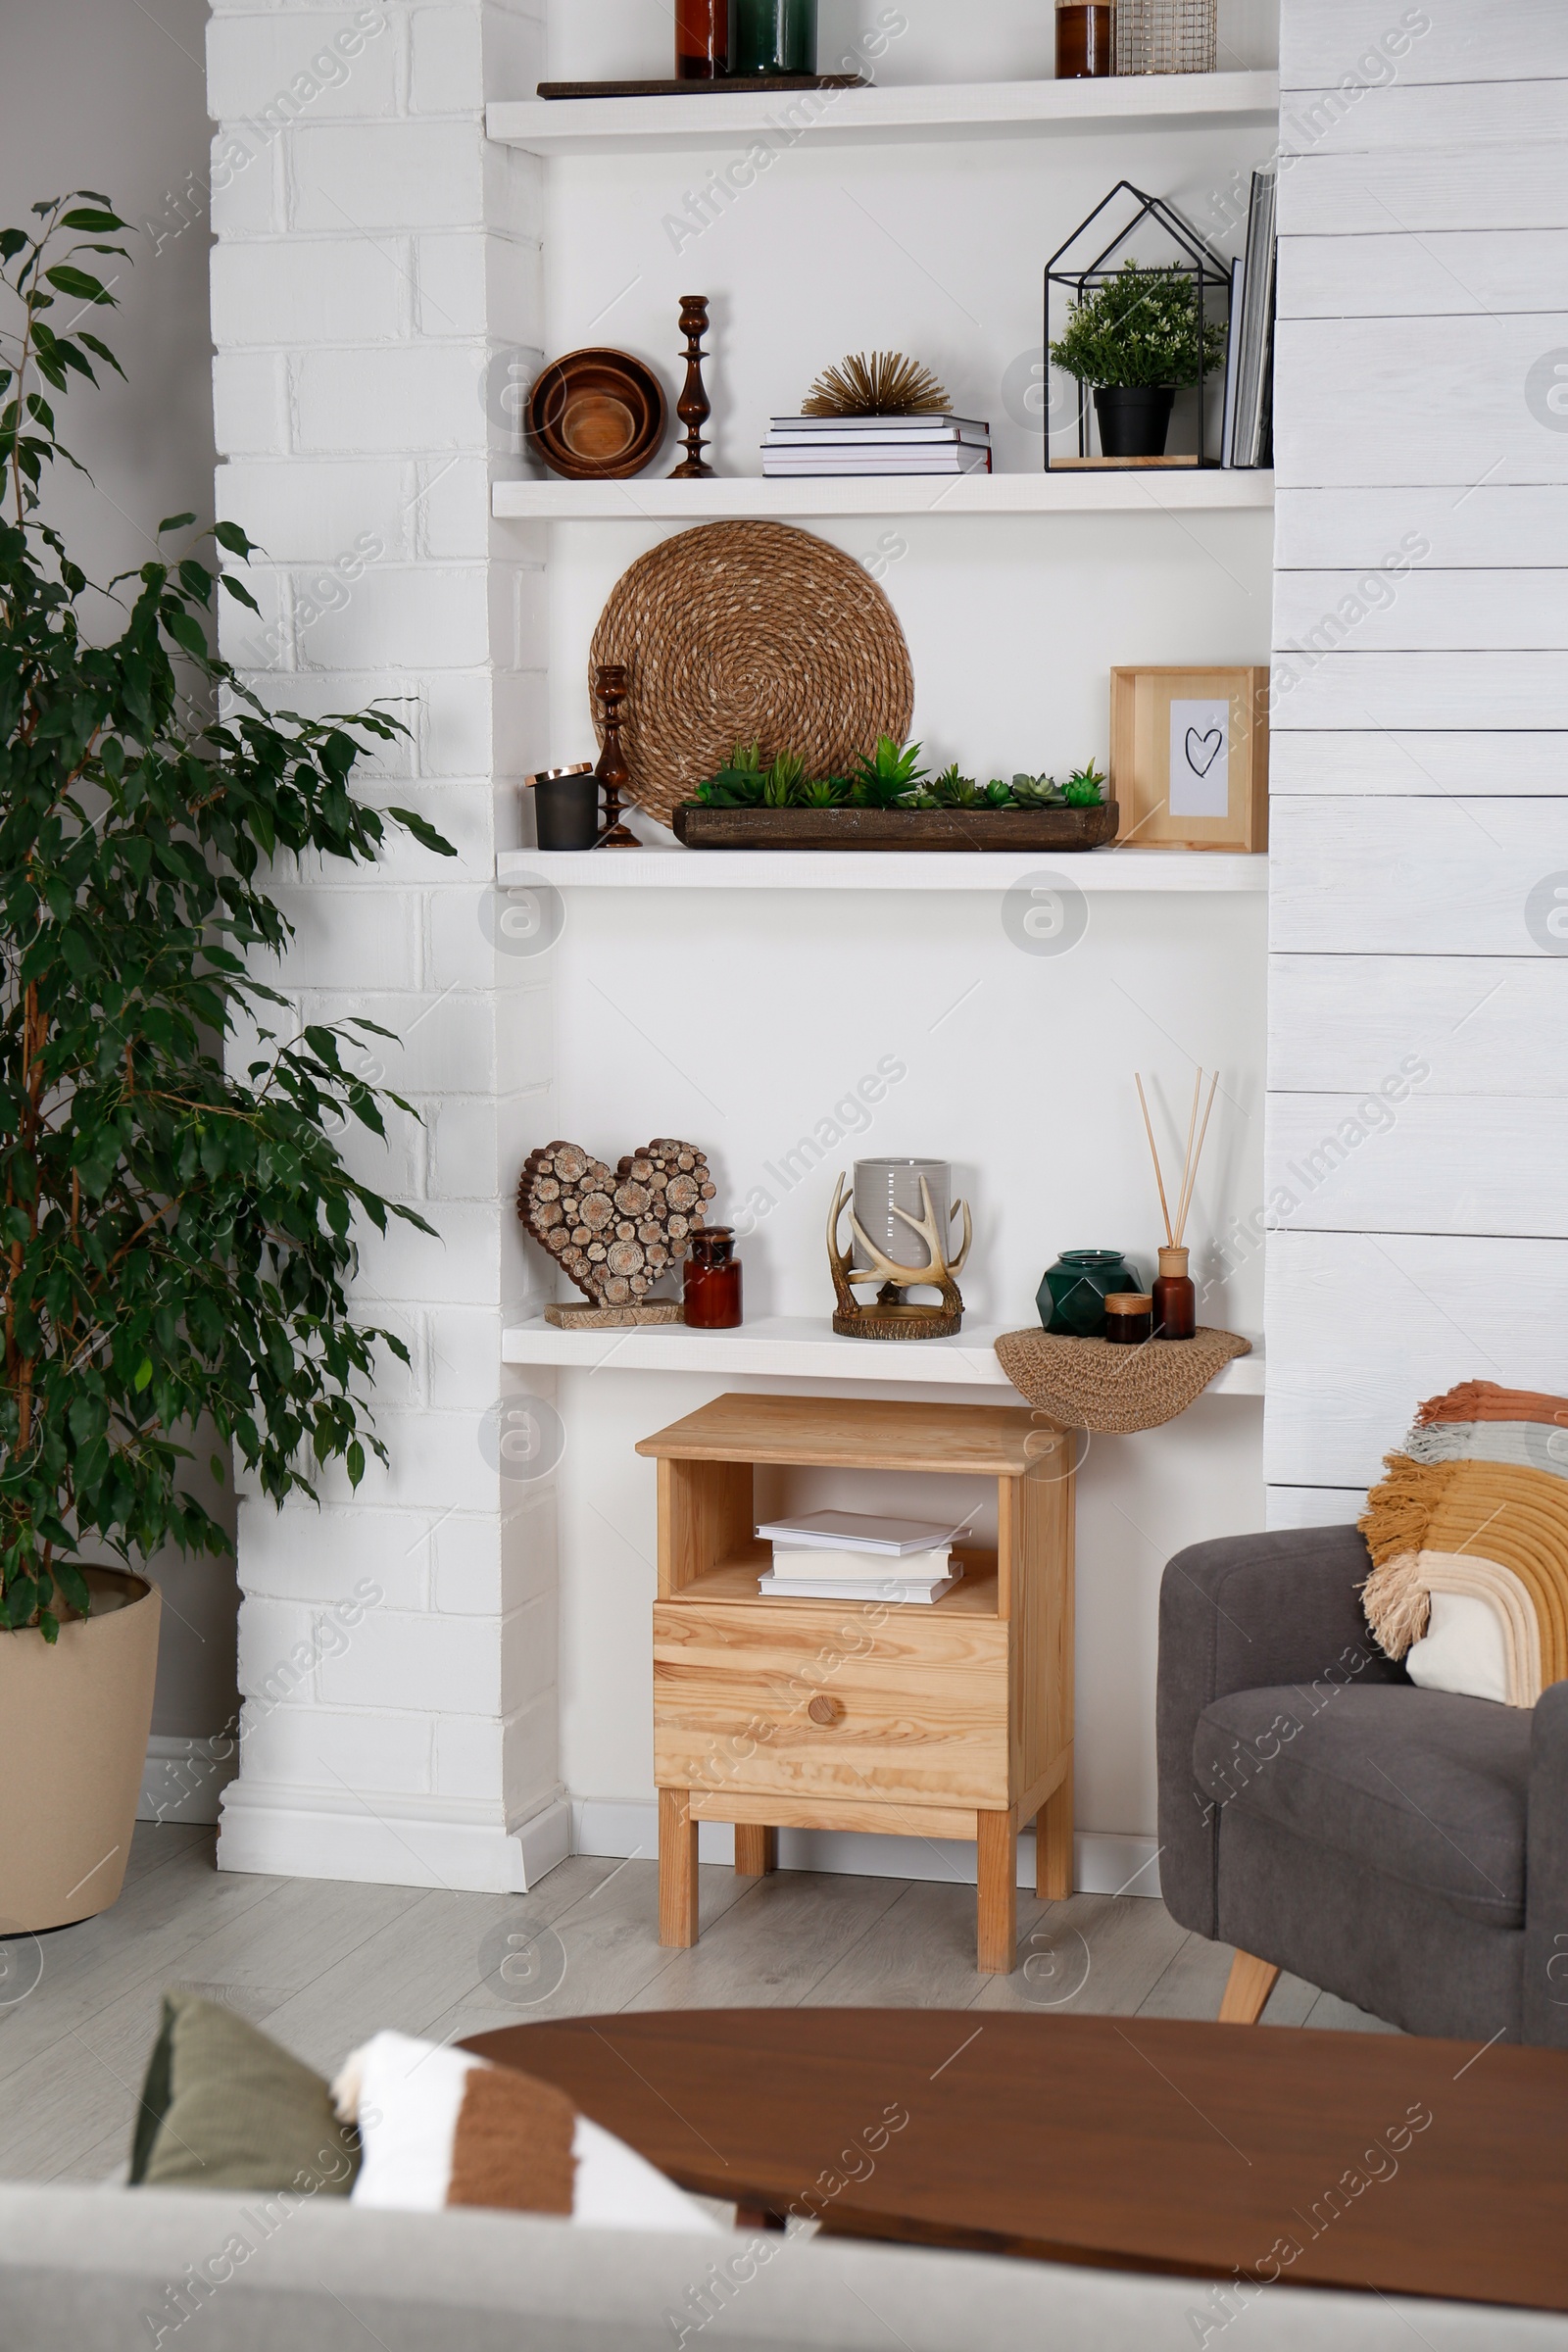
(672, 803, 1120, 853)
(538, 76, 867, 100)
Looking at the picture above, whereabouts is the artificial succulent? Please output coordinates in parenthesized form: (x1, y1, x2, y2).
(851, 735, 929, 808)
(1061, 762, 1107, 808)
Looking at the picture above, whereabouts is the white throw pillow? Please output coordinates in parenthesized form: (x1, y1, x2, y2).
(1404, 1591, 1510, 1706)
(334, 2030, 721, 2233)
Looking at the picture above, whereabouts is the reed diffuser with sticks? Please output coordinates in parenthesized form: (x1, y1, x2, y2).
(1135, 1069, 1218, 1342)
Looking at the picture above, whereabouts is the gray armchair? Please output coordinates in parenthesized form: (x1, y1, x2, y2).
(1157, 1524, 1568, 2045)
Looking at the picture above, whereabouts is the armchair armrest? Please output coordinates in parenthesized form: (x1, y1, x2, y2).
(1524, 1682, 1568, 2046)
(1156, 1525, 1391, 1936)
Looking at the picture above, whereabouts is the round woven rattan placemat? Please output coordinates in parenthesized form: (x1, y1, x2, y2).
(588, 521, 914, 828)
(994, 1327, 1252, 1434)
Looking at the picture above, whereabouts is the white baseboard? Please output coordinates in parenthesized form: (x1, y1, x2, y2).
(572, 1801, 1162, 1899)
(139, 1736, 240, 1827)
(217, 1783, 571, 1894)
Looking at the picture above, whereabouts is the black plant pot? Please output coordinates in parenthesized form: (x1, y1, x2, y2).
(534, 772, 602, 852)
(1093, 385, 1176, 460)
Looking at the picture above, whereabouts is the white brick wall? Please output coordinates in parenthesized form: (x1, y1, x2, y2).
(210, 0, 565, 1894)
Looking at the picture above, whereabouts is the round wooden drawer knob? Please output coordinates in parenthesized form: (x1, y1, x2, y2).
(808, 1695, 845, 1728)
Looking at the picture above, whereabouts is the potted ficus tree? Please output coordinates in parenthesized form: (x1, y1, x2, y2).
(0, 194, 453, 1932)
(1049, 258, 1228, 459)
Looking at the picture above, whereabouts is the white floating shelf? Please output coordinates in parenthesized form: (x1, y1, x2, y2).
(496, 846, 1268, 893)
(493, 472, 1275, 522)
(502, 1314, 1265, 1398)
(487, 72, 1280, 156)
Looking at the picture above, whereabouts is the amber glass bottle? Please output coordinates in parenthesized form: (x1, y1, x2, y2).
(1055, 0, 1114, 76)
(676, 0, 729, 79)
(684, 1228, 744, 1328)
(1153, 1246, 1198, 1341)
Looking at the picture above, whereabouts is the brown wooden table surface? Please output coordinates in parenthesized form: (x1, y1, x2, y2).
(463, 2010, 1568, 2313)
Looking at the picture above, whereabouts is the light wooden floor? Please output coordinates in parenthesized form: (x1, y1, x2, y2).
(0, 1823, 1393, 2185)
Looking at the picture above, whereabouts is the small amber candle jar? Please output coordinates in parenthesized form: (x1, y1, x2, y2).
(683, 1227, 744, 1329)
(1103, 1293, 1154, 1346)
(1153, 1246, 1198, 1341)
(1056, 0, 1114, 78)
(676, 0, 729, 79)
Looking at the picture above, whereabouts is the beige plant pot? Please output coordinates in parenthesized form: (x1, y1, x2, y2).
(0, 1569, 161, 1932)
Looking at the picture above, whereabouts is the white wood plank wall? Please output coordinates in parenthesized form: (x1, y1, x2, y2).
(1267, 0, 1568, 1519)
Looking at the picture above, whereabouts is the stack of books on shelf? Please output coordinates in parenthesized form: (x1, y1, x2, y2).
(761, 416, 993, 478)
(1222, 168, 1278, 468)
(755, 1509, 971, 1605)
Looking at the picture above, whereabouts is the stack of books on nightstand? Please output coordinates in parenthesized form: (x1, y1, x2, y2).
(755, 1508, 971, 1604)
(761, 416, 993, 477)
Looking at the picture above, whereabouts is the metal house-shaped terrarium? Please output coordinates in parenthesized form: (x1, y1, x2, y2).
(1045, 181, 1232, 471)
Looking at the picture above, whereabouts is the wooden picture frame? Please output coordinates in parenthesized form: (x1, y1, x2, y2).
(1110, 665, 1269, 853)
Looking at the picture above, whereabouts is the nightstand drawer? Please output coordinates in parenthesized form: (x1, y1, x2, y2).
(654, 1602, 1009, 1810)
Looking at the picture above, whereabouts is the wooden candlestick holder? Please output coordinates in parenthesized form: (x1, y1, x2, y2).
(669, 295, 715, 479)
(593, 662, 640, 848)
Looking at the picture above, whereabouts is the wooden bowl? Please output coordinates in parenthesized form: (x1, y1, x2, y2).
(527, 350, 668, 481)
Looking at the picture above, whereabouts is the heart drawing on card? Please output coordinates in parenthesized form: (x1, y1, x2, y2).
(517, 1140, 716, 1309)
(1184, 726, 1225, 779)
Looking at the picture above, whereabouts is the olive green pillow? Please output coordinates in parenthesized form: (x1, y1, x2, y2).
(129, 1990, 360, 2193)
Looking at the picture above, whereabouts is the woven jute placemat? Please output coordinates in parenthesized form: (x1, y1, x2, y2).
(588, 521, 914, 828)
(994, 1327, 1252, 1434)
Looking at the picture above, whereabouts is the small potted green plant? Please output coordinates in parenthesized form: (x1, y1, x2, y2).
(1049, 260, 1228, 459)
(0, 196, 454, 1929)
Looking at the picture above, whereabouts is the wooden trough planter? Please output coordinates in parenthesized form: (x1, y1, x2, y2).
(671, 803, 1121, 853)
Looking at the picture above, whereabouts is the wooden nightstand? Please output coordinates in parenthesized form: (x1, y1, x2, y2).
(636, 1393, 1074, 1975)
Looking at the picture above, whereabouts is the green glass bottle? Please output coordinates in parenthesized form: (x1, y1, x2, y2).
(730, 0, 818, 76)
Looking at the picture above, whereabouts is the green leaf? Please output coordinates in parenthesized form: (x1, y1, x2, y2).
(159, 512, 198, 534)
(133, 1358, 154, 1393)
(44, 264, 113, 303)
(212, 520, 256, 559)
(387, 808, 458, 858)
(220, 574, 261, 612)
(76, 329, 125, 380)
(61, 208, 126, 232)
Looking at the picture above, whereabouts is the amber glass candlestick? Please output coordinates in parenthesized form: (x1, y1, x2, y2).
(670, 296, 715, 479)
(593, 663, 639, 848)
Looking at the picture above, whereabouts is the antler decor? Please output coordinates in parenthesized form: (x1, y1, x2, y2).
(827, 1172, 972, 1342)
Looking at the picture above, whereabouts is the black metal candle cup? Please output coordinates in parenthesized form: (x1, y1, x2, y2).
(527, 764, 600, 852)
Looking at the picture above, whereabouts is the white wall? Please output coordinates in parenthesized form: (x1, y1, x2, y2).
(0, 0, 239, 1758)
(208, 0, 573, 1890)
(1266, 0, 1568, 1516)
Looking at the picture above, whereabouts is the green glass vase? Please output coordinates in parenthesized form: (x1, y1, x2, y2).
(1037, 1249, 1145, 1339)
(730, 0, 818, 76)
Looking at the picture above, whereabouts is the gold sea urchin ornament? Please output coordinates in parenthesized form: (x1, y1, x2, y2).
(802, 352, 952, 417)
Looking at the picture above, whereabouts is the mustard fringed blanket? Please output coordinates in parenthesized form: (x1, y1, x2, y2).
(1360, 1383, 1568, 1707)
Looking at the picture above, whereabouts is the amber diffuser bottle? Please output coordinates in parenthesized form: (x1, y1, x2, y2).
(676, 0, 729, 78)
(684, 1228, 744, 1329)
(1153, 1247, 1198, 1342)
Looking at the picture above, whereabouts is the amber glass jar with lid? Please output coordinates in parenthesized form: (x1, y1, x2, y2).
(1103, 1293, 1154, 1346)
(684, 1227, 744, 1329)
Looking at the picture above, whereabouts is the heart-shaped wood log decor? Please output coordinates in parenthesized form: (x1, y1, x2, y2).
(517, 1139, 717, 1327)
